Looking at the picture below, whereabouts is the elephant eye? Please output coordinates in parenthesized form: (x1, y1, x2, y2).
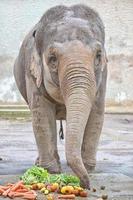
(48, 54, 58, 69)
(94, 50, 102, 68)
(49, 55, 57, 63)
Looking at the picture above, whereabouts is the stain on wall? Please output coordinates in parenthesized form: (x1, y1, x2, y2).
(107, 54, 133, 106)
(0, 0, 133, 105)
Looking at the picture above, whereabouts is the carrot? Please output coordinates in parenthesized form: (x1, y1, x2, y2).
(27, 191, 36, 194)
(6, 183, 13, 186)
(22, 193, 36, 200)
(16, 188, 29, 192)
(13, 192, 36, 199)
(0, 185, 10, 190)
(30, 190, 37, 195)
(8, 191, 15, 198)
(2, 187, 12, 197)
(0, 188, 4, 194)
(12, 192, 26, 197)
(11, 180, 24, 192)
(0, 181, 37, 200)
(58, 194, 75, 199)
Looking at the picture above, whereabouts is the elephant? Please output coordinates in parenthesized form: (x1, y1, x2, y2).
(14, 4, 107, 189)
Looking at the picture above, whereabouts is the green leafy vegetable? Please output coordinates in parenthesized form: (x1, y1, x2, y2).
(21, 166, 80, 186)
(21, 165, 49, 184)
(48, 174, 80, 186)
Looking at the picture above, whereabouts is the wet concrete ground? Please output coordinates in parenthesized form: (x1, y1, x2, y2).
(0, 114, 133, 199)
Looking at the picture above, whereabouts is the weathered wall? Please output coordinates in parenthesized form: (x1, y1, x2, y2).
(0, 0, 133, 106)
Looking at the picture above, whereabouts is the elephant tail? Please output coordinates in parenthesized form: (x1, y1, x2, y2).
(59, 120, 64, 140)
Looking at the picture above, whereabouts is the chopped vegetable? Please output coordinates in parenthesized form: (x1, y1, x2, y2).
(44, 189, 49, 195)
(73, 186, 84, 191)
(50, 183, 59, 191)
(37, 183, 45, 190)
(47, 194, 55, 200)
(40, 187, 46, 193)
(72, 189, 79, 196)
(79, 190, 88, 197)
(61, 186, 74, 194)
(31, 184, 38, 190)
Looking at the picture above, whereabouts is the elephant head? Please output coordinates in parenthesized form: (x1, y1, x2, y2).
(29, 5, 107, 188)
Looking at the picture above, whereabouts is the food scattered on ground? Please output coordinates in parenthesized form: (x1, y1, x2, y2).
(44, 189, 50, 195)
(72, 189, 79, 196)
(58, 194, 76, 199)
(47, 194, 55, 200)
(61, 186, 74, 194)
(79, 190, 88, 197)
(92, 187, 97, 192)
(0, 180, 37, 199)
(29, 183, 45, 190)
(39, 183, 87, 197)
(101, 194, 108, 199)
(20, 166, 86, 198)
(100, 185, 105, 190)
(40, 187, 47, 193)
(0, 166, 109, 199)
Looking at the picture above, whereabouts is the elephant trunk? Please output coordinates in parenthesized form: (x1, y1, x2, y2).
(60, 64, 96, 188)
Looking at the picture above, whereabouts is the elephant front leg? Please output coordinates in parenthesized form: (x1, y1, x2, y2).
(82, 107, 104, 172)
(31, 96, 61, 173)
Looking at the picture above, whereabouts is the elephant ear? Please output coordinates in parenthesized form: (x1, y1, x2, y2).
(30, 30, 42, 88)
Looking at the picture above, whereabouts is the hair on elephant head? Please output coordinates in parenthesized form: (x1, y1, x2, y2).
(14, 4, 107, 189)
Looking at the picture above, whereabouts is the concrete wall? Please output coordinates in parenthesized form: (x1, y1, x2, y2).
(0, 0, 133, 106)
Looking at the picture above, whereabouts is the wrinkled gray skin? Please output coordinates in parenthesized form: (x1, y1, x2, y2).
(14, 4, 107, 188)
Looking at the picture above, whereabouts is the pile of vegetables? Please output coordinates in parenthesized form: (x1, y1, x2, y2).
(0, 166, 89, 200)
(20, 166, 88, 199)
(21, 166, 80, 187)
(0, 166, 108, 199)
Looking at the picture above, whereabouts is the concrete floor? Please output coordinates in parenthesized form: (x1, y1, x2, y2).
(0, 114, 133, 199)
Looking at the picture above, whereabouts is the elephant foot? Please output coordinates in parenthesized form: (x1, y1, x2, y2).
(35, 157, 61, 174)
(84, 163, 95, 173)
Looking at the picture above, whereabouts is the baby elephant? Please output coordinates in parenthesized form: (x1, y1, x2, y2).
(14, 4, 107, 188)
